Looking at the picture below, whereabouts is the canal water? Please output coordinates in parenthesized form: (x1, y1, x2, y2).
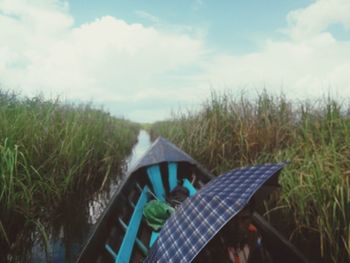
(30, 130, 152, 263)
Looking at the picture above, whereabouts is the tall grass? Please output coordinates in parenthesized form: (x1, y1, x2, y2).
(151, 91, 350, 262)
(0, 90, 140, 259)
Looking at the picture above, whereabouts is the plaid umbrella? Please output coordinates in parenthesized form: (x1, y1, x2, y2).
(144, 163, 285, 263)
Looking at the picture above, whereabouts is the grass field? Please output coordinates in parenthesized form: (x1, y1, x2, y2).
(0, 89, 140, 260)
(151, 91, 350, 262)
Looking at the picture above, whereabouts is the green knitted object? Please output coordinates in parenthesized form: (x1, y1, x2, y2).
(143, 200, 175, 231)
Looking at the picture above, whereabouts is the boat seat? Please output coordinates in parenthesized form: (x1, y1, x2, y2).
(168, 162, 178, 191)
(149, 231, 160, 247)
(146, 162, 176, 247)
(148, 179, 196, 248)
(146, 162, 197, 248)
(168, 162, 197, 196)
(182, 178, 197, 196)
(118, 218, 148, 256)
(147, 165, 166, 201)
(146, 162, 180, 200)
(105, 186, 150, 262)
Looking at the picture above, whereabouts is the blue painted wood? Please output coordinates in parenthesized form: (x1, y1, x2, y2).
(105, 244, 117, 259)
(149, 231, 160, 247)
(115, 186, 149, 263)
(118, 218, 148, 256)
(168, 162, 178, 191)
(183, 179, 197, 196)
(147, 165, 165, 201)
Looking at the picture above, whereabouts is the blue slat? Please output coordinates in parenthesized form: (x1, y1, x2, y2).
(149, 231, 160, 247)
(105, 244, 117, 259)
(168, 162, 178, 191)
(118, 218, 148, 256)
(183, 179, 197, 196)
(147, 165, 165, 201)
(116, 186, 149, 263)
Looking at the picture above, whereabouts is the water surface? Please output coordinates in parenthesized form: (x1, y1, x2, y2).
(30, 130, 151, 262)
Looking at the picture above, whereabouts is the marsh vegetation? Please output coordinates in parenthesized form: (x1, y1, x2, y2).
(151, 91, 350, 262)
(0, 90, 140, 261)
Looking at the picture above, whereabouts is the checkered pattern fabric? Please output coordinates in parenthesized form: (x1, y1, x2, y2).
(144, 163, 284, 263)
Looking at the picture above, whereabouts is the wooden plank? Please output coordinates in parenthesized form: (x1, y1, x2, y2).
(183, 179, 197, 196)
(118, 218, 148, 256)
(168, 162, 178, 191)
(147, 165, 165, 201)
(105, 244, 117, 259)
(115, 186, 149, 263)
(252, 212, 309, 263)
(149, 231, 160, 247)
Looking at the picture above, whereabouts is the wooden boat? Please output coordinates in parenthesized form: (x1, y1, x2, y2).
(76, 137, 308, 263)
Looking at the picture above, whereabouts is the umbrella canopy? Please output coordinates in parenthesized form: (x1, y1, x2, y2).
(144, 163, 285, 263)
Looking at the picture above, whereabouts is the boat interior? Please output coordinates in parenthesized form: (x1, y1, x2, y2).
(77, 159, 308, 263)
(99, 161, 209, 263)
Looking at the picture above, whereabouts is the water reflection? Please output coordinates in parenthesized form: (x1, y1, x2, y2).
(30, 130, 151, 263)
(89, 130, 151, 224)
(126, 130, 151, 171)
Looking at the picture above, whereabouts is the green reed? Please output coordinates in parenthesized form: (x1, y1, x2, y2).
(151, 91, 350, 262)
(0, 89, 139, 258)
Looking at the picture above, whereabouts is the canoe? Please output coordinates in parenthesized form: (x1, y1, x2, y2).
(76, 137, 308, 263)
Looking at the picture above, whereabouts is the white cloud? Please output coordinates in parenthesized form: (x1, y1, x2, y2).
(1, 0, 350, 122)
(30, 16, 204, 100)
(0, 0, 205, 109)
(287, 0, 350, 40)
(200, 0, 350, 99)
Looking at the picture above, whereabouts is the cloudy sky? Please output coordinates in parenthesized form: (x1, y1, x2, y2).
(1, 0, 349, 122)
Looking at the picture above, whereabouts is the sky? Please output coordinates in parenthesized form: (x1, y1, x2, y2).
(1, 0, 350, 122)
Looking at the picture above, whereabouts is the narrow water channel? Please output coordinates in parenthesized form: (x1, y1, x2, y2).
(30, 130, 152, 263)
